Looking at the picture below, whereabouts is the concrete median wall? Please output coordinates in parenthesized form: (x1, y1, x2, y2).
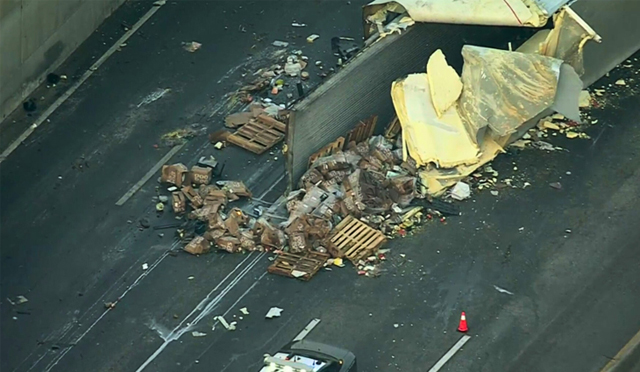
(0, 0, 126, 122)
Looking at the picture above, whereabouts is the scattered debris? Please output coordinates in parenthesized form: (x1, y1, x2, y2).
(197, 156, 218, 169)
(272, 40, 289, 48)
(138, 88, 171, 107)
(104, 301, 116, 309)
(139, 218, 151, 229)
(579, 90, 591, 108)
(306, 34, 320, 43)
(615, 79, 626, 86)
(493, 285, 514, 295)
(182, 41, 202, 52)
(291, 22, 307, 27)
(240, 307, 249, 315)
(215, 315, 237, 331)
(265, 307, 283, 319)
(23, 98, 37, 112)
(450, 181, 471, 201)
(47, 73, 61, 86)
(7, 295, 28, 306)
(191, 331, 207, 337)
(549, 182, 563, 190)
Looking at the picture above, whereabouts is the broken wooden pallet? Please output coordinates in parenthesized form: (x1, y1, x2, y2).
(328, 215, 386, 263)
(346, 115, 378, 145)
(267, 251, 330, 281)
(308, 136, 345, 167)
(227, 114, 286, 154)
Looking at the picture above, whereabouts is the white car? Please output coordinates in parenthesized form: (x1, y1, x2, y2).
(260, 340, 357, 372)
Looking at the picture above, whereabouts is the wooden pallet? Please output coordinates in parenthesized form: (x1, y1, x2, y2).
(328, 215, 386, 263)
(227, 114, 286, 154)
(308, 136, 345, 167)
(346, 115, 378, 145)
(384, 116, 401, 139)
(267, 251, 330, 281)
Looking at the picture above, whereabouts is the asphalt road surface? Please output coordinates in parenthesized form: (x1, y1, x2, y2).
(1, 1, 639, 372)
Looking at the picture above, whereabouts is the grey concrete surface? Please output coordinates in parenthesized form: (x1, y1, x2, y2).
(0, 0, 126, 122)
(1, 2, 639, 372)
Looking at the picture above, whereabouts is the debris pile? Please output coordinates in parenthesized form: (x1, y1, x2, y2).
(156, 159, 266, 255)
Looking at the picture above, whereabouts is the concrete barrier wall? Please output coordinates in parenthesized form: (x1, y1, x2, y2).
(0, 0, 126, 121)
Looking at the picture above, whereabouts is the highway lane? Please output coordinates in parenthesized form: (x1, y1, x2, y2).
(1, 1, 639, 372)
(0, 1, 368, 371)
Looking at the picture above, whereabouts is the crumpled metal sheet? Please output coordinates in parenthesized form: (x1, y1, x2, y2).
(457, 46, 563, 138)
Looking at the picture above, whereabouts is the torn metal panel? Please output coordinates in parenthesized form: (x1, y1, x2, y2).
(457, 46, 563, 138)
(364, 0, 548, 38)
(391, 73, 480, 168)
(550, 63, 582, 122)
(539, 6, 601, 76)
(517, 6, 601, 76)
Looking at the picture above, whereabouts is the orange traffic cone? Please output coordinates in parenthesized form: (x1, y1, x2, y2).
(457, 312, 468, 333)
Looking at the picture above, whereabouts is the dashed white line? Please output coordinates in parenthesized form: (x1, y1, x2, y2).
(135, 252, 266, 372)
(292, 318, 322, 342)
(115, 143, 185, 205)
(0, 3, 164, 164)
(428, 335, 472, 372)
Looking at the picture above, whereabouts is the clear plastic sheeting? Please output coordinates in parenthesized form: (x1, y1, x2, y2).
(457, 46, 563, 138)
(364, 0, 548, 38)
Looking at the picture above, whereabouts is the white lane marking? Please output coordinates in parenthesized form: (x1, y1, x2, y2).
(0, 4, 164, 164)
(600, 328, 640, 372)
(115, 144, 185, 205)
(135, 252, 265, 372)
(19, 239, 179, 372)
(41, 249, 173, 372)
(257, 173, 285, 200)
(428, 335, 472, 372)
(292, 318, 322, 342)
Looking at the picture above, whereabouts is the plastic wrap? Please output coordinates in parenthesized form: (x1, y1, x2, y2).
(457, 46, 562, 138)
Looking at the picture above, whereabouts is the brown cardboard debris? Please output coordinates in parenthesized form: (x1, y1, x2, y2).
(216, 236, 241, 253)
(188, 166, 212, 186)
(426, 49, 462, 117)
(184, 236, 210, 255)
(182, 186, 204, 208)
(219, 181, 252, 198)
(172, 191, 187, 214)
(224, 214, 240, 237)
(203, 229, 226, 241)
(224, 112, 254, 129)
(161, 163, 188, 187)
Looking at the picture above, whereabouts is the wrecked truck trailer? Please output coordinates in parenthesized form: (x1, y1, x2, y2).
(284, 0, 640, 191)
